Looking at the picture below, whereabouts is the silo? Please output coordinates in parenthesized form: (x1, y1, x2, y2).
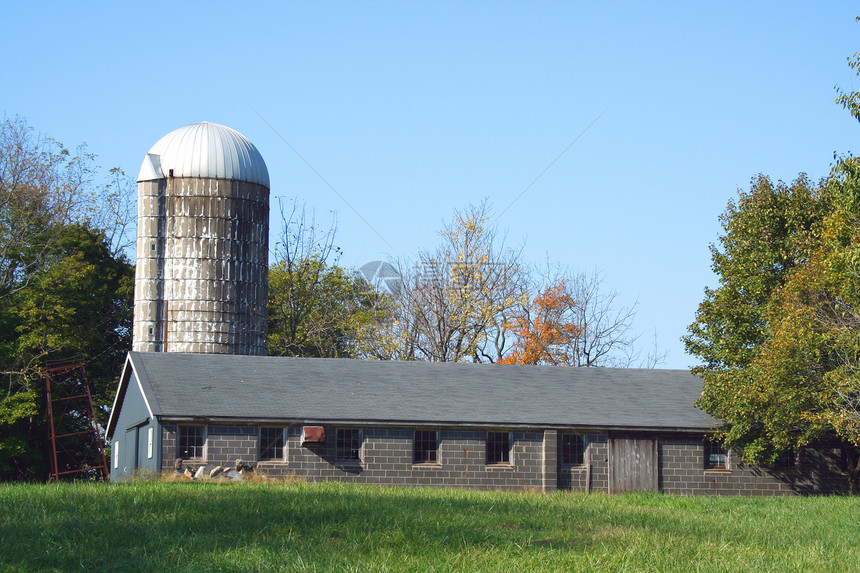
(133, 121, 269, 355)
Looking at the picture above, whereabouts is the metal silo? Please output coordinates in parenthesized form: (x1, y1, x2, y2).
(133, 122, 269, 355)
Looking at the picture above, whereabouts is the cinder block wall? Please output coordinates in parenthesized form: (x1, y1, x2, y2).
(164, 424, 549, 491)
(659, 438, 848, 496)
(161, 425, 176, 471)
(276, 427, 547, 491)
(557, 434, 608, 492)
(161, 425, 850, 495)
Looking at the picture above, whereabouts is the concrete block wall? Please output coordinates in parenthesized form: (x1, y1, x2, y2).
(161, 424, 850, 495)
(165, 424, 550, 491)
(205, 425, 258, 465)
(276, 426, 548, 491)
(557, 434, 608, 492)
(659, 437, 848, 496)
(161, 425, 176, 471)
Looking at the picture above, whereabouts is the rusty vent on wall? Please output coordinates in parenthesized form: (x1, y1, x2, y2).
(302, 426, 325, 445)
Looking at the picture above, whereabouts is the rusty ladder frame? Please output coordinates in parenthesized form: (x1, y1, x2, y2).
(44, 356, 109, 481)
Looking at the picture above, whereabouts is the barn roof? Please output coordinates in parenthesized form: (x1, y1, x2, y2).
(107, 351, 716, 438)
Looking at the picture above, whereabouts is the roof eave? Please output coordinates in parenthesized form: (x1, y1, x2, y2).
(154, 414, 719, 434)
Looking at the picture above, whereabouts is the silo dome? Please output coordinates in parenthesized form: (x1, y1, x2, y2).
(133, 122, 270, 356)
(138, 121, 269, 187)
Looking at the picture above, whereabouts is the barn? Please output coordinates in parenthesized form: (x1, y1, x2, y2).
(105, 351, 847, 495)
(108, 122, 848, 495)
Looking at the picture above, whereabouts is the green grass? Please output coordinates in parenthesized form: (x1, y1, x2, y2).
(1, 482, 858, 572)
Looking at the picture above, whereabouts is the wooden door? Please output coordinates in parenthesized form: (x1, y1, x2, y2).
(609, 435, 658, 493)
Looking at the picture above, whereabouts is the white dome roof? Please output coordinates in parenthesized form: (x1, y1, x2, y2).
(137, 122, 269, 187)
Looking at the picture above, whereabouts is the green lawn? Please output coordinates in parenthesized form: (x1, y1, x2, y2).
(0, 481, 857, 572)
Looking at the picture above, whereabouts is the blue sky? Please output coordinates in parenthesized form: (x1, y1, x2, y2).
(2, 1, 857, 368)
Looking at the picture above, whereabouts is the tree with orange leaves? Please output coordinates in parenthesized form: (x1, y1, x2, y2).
(501, 269, 652, 367)
(499, 281, 581, 365)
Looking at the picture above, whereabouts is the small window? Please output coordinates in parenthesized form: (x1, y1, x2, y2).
(178, 425, 205, 459)
(704, 439, 728, 469)
(774, 449, 797, 470)
(113, 441, 119, 469)
(260, 427, 285, 461)
(147, 427, 154, 459)
(486, 431, 511, 465)
(336, 428, 361, 462)
(561, 433, 585, 466)
(413, 430, 439, 464)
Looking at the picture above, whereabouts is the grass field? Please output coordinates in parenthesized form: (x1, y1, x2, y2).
(0, 481, 858, 572)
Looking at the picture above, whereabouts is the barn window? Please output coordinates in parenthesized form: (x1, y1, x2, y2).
(773, 449, 797, 470)
(113, 441, 119, 469)
(486, 431, 512, 465)
(561, 433, 585, 466)
(704, 439, 728, 470)
(413, 430, 439, 464)
(259, 427, 285, 461)
(336, 428, 361, 462)
(178, 425, 205, 459)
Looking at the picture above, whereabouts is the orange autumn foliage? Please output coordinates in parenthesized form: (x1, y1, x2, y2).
(499, 281, 582, 365)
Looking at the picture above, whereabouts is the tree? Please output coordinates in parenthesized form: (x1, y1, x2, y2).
(388, 203, 657, 366)
(498, 280, 581, 365)
(392, 202, 528, 362)
(500, 269, 655, 367)
(684, 175, 833, 459)
(692, 158, 860, 491)
(0, 116, 135, 480)
(267, 200, 392, 358)
(0, 224, 133, 480)
(0, 116, 135, 300)
(683, 175, 832, 370)
(684, 168, 860, 490)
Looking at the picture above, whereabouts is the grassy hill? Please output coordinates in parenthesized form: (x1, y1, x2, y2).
(1, 480, 858, 572)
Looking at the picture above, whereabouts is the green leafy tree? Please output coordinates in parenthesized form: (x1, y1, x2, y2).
(268, 258, 391, 358)
(0, 224, 133, 479)
(0, 116, 134, 480)
(684, 175, 833, 463)
(687, 41, 860, 492)
(692, 157, 860, 491)
(684, 174, 832, 370)
(267, 200, 392, 358)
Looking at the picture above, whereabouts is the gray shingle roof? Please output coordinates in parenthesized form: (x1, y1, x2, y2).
(125, 351, 716, 432)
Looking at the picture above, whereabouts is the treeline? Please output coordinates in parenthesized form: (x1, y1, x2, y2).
(268, 200, 654, 367)
(0, 116, 136, 479)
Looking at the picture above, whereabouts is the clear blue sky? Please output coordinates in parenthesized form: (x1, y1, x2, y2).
(2, 1, 857, 368)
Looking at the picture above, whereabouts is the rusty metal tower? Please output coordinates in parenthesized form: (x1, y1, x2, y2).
(44, 356, 108, 481)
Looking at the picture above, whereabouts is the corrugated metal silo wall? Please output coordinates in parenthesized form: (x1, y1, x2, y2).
(133, 177, 269, 355)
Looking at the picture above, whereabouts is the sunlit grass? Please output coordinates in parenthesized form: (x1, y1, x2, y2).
(0, 481, 858, 572)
